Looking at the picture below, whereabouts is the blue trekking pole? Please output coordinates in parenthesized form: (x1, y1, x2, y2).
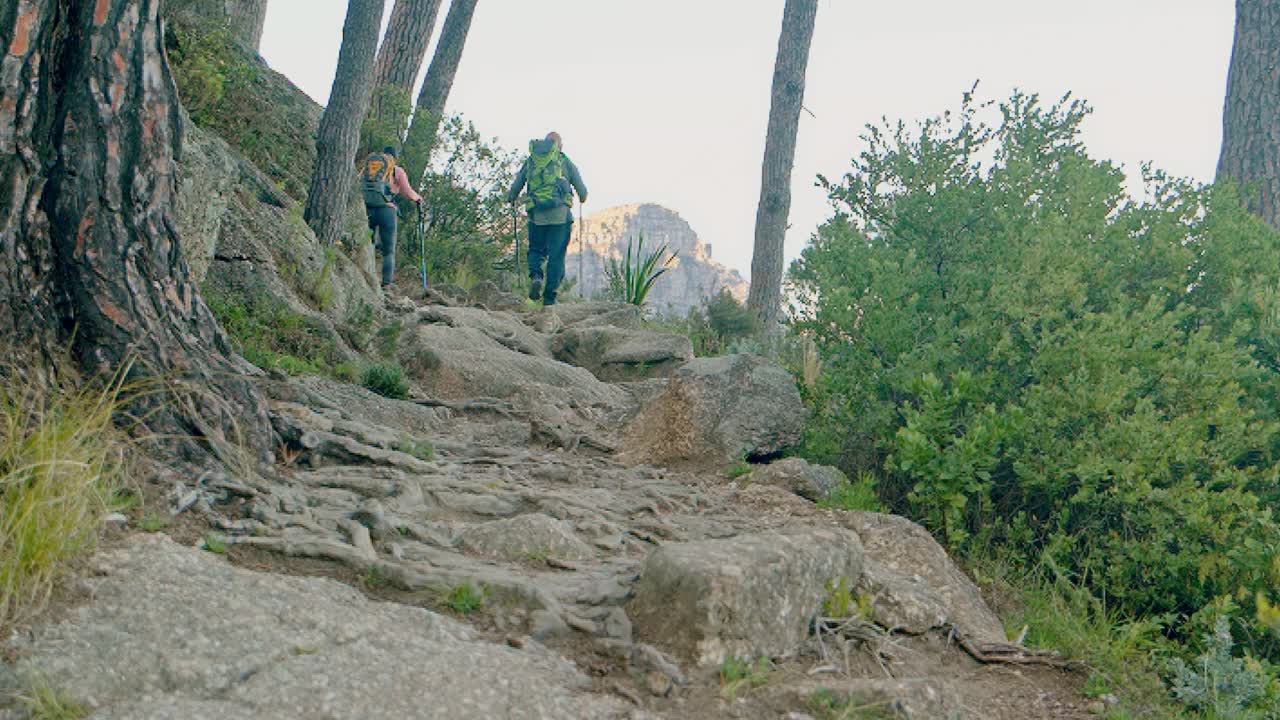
(417, 204, 428, 291)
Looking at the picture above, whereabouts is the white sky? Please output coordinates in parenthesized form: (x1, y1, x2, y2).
(261, 0, 1236, 277)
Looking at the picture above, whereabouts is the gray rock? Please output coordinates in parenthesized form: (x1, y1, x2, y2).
(530, 610, 572, 641)
(458, 513, 596, 561)
(552, 326, 693, 381)
(623, 354, 807, 467)
(603, 607, 633, 642)
(749, 458, 846, 501)
(840, 511, 1005, 643)
(628, 525, 863, 665)
(8, 535, 626, 719)
(417, 305, 553, 359)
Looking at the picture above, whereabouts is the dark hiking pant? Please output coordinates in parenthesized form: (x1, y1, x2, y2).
(367, 205, 397, 287)
(527, 221, 573, 304)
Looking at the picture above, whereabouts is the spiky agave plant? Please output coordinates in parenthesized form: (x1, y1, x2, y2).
(605, 234, 677, 307)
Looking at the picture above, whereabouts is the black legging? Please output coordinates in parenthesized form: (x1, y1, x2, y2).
(366, 205, 397, 287)
(527, 221, 573, 302)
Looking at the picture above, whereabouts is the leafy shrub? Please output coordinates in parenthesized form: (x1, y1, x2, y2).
(791, 89, 1280, 630)
(0, 371, 127, 627)
(1169, 617, 1271, 717)
(361, 363, 409, 400)
(605, 234, 677, 307)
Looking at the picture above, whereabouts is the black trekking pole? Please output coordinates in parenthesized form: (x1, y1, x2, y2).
(418, 204, 428, 292)
(512, 202, 521, 279)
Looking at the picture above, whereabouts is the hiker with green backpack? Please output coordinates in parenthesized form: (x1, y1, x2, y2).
(361, 146, 422, 293)
(506, 132, 588, 306)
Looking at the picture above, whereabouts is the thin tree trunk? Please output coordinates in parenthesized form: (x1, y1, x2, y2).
(402, 0, 479, 184)
(746, 0, 818, 330)
(303, 0, 387, 248)
(1, 0, 272, 460)
(164, 0, 268, 52)
(1217, 0, 1280, 229)
(368, 0, 443, 150)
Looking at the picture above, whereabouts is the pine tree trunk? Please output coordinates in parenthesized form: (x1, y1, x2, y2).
(368, 0, 443, 149)
(303, 0, 386, 248)
(402, 0, 479, 184)
(1218, 0, 1280, 229)
(746, 0, 817, 330)
(1, 0, 272, 460)
(164, 0, 268, 52)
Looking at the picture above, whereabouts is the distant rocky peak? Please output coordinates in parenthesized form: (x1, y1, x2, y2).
(567, 203, 748, 316)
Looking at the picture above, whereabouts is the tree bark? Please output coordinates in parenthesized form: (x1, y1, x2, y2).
(746, 0, 817, 330)
(402, 0, 479, 184)
(303, 0, 386, 248)
(1, 0, 272, 460)
(164, 0, 269, 52)
(1217, 0, 1280, 229)
(368, 0, 443, 150)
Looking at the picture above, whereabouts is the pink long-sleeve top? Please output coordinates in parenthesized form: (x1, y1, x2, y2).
(390, 165, 422, 203)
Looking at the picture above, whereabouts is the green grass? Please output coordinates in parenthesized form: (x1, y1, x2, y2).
(201, 534, 227, 554)
(440, 582, 485, 614)
(373, 321, 403, 359)
(361, 362, 409, 400)
(724, 461, 752, 480)
(363, 564, 389, 589)
(0, 371, 128, 628)
(718, 655, 771, 700)
(817, 473, 883, 512)
(205, 290, 338, 377)
(138, 512, 167, 533)
(995, 563, 1181, 719)
(15, 676, 87, 720)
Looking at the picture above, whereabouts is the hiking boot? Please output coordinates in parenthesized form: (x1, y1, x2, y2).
(528, 278, 543, 301)
(542, 292, 556, 307)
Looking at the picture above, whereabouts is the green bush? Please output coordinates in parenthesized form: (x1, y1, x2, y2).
(361, 363, 409, 400)
(791, 89, 1280, 638)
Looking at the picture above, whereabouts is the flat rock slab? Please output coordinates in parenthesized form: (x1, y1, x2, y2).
(552, 326, 693, 381)
(628, 525, 863, 665)
(749, 458, 847, 501)
(458, 513, 597, 561)
(3, 535, 627, 720)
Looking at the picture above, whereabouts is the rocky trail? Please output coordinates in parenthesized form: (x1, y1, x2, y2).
(2, 290, 1095, 719)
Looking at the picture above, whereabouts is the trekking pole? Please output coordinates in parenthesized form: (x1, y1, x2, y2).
(578, 197, 585, 298)
(512, 203, 521, 279)
(418, 204, 428, 291)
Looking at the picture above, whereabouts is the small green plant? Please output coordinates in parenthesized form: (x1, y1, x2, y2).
(441, 582, 485, 614)
(16, 676, 87, 720)
(823, 577, 853, 618)
(202, 534, 227, 554)
(718, 655, 771, 700)
(361, 362, 409, 400)
(363, 564, 389, 589)
(818, 473, 882, 513)
(298, 247, 338, 311)
(139, 512, 167, 533)
(724, 461, 752, 480)
(393, 436, 434, 461)
(605, 234, 677, 307)
(374, 321, 403, 359)
(1168, 617, 1269, 717)
(807, 687, 894, 720)
(332, 362, 359, 383)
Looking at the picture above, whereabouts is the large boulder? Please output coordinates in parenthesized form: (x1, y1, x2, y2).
(749, 458, 846, 501)
(628, 525, 863, 665)
(552, 325, 694, 381)
(840, 511, 1006, 643)
(2, 535, 626, 719)
(621, 354, 807, 467)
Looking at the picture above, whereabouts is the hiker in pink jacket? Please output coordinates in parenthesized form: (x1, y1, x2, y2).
(360, 146, 422, 290)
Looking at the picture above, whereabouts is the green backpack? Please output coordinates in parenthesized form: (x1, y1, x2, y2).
(524, 139, 573, 212)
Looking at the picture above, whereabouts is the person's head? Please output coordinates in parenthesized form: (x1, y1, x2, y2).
(382, 145, 397, 158)
(545, 132, 562, 148)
